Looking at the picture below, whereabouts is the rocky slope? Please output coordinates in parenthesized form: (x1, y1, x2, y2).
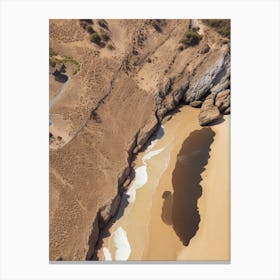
(49, 19, 230, 260)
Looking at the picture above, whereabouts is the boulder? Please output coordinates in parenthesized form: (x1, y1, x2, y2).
(190, 100, 203, 108)
(211, 79, 230, 95)
(215, 89, 230, 112)
(199, 94, 221, 126)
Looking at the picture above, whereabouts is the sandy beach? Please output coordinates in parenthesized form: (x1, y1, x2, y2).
(99, 105, 230, 261)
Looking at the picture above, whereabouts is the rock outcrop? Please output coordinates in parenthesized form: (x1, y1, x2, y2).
(184, 50, 230, 104)
(199, 94, 221, 126)
(210, 79, 230, 95)
(215, 89, 230, 113)
(190, 100, 203, 108)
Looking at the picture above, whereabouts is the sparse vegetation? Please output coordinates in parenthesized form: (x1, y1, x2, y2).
(79, 19, 93, 29)
(49, 48, 58, 57)
(107, 44, 115, 50)
(91, 111, 102, 123)
(90, 32, 101, 44)
(179, 30, 203, 48)
(79, 20, 89, 29)
(100, 30, 110, 41)
(86, 25, 95, 34)
(81, 19, 93, 24)
(178, 45, 184, 52)
(190, 27, 200, 32)
(79, 19, 111, 47)
(97, 19, 108, 29)
(150, 19, 161, 32)
(49, 49, 80, 76)
(203, 19, 230, 38)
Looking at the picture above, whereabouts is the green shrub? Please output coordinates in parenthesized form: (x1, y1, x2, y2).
(80, 19, 93, 24)
(180, 30, 202, 47)
(178, 45, 184, 51)
(90, 32, 101, 44)
(100, 30, 110, 41)
(79, 20, 88, 29)
(190, 27, 199, 32)
(203, 19, 230, 38)
(107, 44, 115, 50)
(97, 19, 108, 28)
(49, 48, 58, 57)
(150, 19, 161, 32)
(86, 25, 94, 34)
(49, 58, 56, 67)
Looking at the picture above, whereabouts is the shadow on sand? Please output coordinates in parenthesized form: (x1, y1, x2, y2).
(161, 127, 215, 246)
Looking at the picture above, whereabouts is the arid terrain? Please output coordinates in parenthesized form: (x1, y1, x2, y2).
(49, 19, 230, 261)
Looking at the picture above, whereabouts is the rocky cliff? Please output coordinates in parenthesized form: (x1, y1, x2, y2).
(49, 19, 230, 260)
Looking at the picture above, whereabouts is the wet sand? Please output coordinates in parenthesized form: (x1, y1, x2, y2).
(99, 106, 230, 261)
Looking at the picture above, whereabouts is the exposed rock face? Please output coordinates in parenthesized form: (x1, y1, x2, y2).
(199, 94, 221, 126)
(215, 89, 230, 112)
(155, 79, 189, 120)
(99, 194, 121, 228)
(184, 51, 230, 104)
(190, 100, 203, 108)
(134, 116, 158, 153)
(210, 79, 230, 95)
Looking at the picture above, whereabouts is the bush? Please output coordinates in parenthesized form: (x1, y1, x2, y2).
(203, 19, 230, 38)
(178, 45, 184, 51)
(107, 44, 115, 50)
(180, 30, 202, 47)
(79, 20, 88, 29)
(86, 25, 94, 34)
(49, 48, 58, 57)
(90, 32, 101, 44)
(97, 19, 108, 28)
(80, 19, 93, 24)
(100, 31, 110, 41)
(49, 59, 56, 67)
(150, 19, 161, 32)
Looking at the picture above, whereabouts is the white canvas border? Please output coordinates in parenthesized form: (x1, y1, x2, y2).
(0, 0, 279, 279)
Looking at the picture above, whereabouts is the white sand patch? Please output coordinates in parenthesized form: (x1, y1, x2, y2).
(142, 147, 165, 163)
(126, 165, 147, 203)
(127, 146, 166, 203)
(146, 125, 164, 152)
(113, 227, 131, 260)
(103, 247, 112, 260)
(126, 126, 166, 203)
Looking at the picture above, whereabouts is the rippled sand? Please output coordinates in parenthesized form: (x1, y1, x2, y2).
(99, 106, 230, 261)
